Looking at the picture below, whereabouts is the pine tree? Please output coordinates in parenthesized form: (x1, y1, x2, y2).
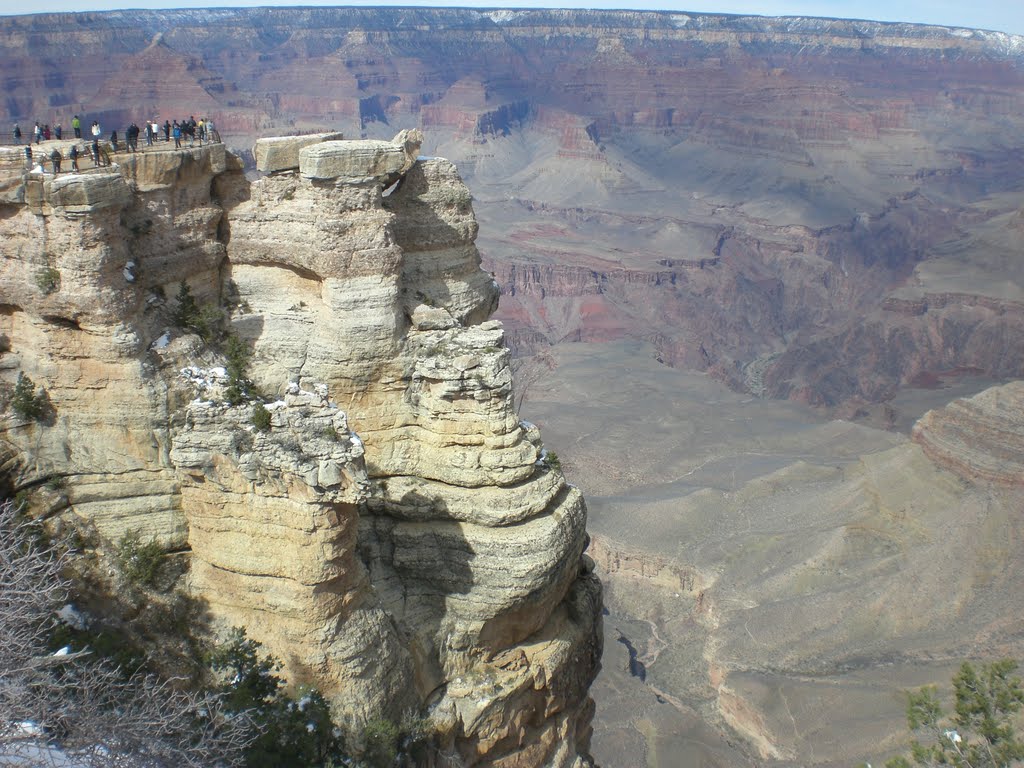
(10, 372, 44, 421)
(887, 660, 1024, 767)
(170, 280, 199, 330)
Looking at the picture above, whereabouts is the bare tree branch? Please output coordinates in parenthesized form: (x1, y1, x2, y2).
(510, 348, 555, 413)
(0, 500, 254, 767)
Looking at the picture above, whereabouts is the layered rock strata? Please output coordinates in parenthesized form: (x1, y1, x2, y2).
(0, 142, 228, 544)
(912, 381, 1024, 485)
(2, 9, 1023, 409)
(0, 135, 601, 766)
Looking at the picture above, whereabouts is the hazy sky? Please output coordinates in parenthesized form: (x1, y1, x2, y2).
(0, 0, 1021, 36)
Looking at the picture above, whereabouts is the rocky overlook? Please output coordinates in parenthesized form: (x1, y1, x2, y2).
(912, 380, 1024, 485)
(0, 135, 601, 766)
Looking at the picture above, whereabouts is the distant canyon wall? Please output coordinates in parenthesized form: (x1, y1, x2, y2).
(2, 8, 1023, 406)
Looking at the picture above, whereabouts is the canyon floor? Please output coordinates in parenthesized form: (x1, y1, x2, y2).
(517, 340, 1018, 767)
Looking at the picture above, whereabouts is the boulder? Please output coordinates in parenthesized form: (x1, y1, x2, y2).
(298, 130, 422, 183)
(118, 143, 227, 190)
(0, 172, 24, 204)
(43, 172, 131, 213)
(299, 139, 407, 182)
(254, 132, 344, 173)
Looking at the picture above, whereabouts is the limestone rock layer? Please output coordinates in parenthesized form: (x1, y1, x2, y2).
(0, 136, 601, 767)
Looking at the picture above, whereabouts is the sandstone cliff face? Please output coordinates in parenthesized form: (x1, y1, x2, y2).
(0, 143, 229, 544)
(0, 136, 601, 766)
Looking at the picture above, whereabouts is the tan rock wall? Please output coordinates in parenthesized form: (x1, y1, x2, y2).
(223, 133, 600, 762)
(0, 135, 601, 765)
(0, 146, 236, 548)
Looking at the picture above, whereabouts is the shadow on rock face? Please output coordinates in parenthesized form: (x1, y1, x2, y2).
(357, 487, 476, 702)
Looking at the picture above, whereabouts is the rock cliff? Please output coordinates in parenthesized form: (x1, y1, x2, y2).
(0, 135, 601, 766)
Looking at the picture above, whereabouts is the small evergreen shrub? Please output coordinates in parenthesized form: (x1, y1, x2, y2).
(223, 335, 253, 405)
(10, 372, 46, 421)
(195, 305, 225, 342)
(544, 451, 562, 471)
(116, 529, 165, 588)
(361, 718, 400, 768)
(171, 281, 223, 342)
(355, 713, 433, 767)
(208, 628, 348, 768)
(35, 267, 61, 294)
(207, 628, 281, 711)
(251, 402, 271, 432)
(171, 281, 199, 330)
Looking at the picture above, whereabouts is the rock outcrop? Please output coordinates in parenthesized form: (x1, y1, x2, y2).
(0, 135, 601, 766)
(911, 381, 1024, 485)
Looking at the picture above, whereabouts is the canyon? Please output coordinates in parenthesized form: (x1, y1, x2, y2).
(3, 9, 1023, 405)
(525, 343, 1022, 766)
(2, 7, 1024, 767)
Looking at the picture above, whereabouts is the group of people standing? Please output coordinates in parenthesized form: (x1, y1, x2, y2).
(12, 113, 219, 175)
(20, 117, 112, 174)
(168, 116, 216, 148)
(13, 121, 63, 143)
(22, 144, 74, 174)
(23, 144, 80, 174)
(11, 115, 87, 144)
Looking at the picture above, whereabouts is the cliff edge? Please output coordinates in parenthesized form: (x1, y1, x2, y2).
(0, 135, 601, 766)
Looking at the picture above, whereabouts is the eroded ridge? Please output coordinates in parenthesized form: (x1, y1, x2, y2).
(912, 381, 1024, 486)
